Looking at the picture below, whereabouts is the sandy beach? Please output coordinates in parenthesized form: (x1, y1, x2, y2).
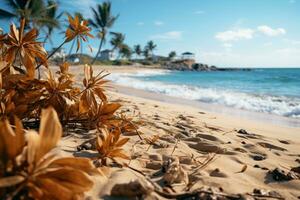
(55, 65, 300, 199)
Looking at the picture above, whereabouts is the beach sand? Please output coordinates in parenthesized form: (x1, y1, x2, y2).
(55, 65, 300, 199)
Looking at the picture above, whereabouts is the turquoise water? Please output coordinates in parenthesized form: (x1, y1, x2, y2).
(109, 68, 300, 118)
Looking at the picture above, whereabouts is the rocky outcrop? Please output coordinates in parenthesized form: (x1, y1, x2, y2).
(163, 60, 251, 71)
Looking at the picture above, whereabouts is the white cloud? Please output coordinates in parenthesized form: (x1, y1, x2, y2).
(257, 25, 286, 36)
(263, 42, 273, 47)
(137, 22, 144, 26)
(283, 39, 300, 45)
(194, 10, 205, 14)
(215, 29, 255, 42)
(223, 43, 233, 48)
(154, 21, 164, 26)
(150, 31, 182, 40)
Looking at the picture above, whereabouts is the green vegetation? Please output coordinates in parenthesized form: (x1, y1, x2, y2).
(0, 0, 179, 67)
(89, 1, 119, 64)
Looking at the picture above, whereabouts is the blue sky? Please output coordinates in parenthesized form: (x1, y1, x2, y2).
(1, 0, 300, 67)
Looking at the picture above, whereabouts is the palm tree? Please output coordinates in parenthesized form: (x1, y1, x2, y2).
(42, 0, 63, 44)
(0, 0, 59, 29)
(119, 44, 131, 60)
(110, 32, 125, 58)
(143, 46, 150, 60)
(168, 51, 176, 60)
(133, 44, 142, 59)
(145, 40, 157, 57)
(89, 1, 119, 64)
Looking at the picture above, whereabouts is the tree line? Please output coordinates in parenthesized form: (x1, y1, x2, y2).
(0, 0, 178, 62)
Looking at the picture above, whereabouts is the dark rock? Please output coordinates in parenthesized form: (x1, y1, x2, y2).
(237, 129, 248, 134)
(295, 158, 300, 163)
(253, 189, 282, 199)
(252, 154, 266, 161)
(278, 140, 290, 144)
(241, 141, 246, 144)
(254, 164, 260, 168)
(269, 167, 299, 181)
(291, 166, 300, 174)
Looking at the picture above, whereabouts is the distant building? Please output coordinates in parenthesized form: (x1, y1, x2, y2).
(100, 49, 115, 61)
(73, 57, 80, 63)
(50, 48, 66, 61)
(181, 52, 195, 60)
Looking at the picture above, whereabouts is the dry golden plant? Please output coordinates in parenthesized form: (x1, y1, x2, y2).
(0, 16, 136, 188)
(3, 19, 47, 78)
(79, 64, 110, 113)
(96, 128, 130, 166)
(41, 69, 78, 116)
(0, 107, 96, 199)
(65, 15, 94, 52)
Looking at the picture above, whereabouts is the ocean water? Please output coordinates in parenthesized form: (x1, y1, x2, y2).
(108, 68, 300, 119)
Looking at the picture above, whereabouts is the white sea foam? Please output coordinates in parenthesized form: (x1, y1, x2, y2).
(108, 71, 300, 118)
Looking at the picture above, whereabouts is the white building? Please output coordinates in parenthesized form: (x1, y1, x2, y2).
(100, 49, 115, 61)
(181, 52, 195, 60)
(51, 48, 66, 61)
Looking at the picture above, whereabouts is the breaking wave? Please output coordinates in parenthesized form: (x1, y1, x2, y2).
(108, 71, 300, 118)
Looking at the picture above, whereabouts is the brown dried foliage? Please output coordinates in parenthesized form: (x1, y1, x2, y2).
(0, 17, 136, 199)
(96, 128, 130, 166)
(65, 15, 94, 52)
(0, 107, 95, 199)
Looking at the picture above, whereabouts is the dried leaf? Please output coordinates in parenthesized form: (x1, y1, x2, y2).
(238, 164, 248, 173)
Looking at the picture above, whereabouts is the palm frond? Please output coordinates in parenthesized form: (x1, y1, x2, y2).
(0, 9, 16, 18)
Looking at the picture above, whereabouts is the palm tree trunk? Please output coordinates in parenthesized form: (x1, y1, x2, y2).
(68, 40, 75, 56)
(91, 38, 104, 65)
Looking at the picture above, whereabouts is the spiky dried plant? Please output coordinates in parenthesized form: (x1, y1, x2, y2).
(2, 18, 47, 78)
(0, 107, 96, 199)
(96, 128, 130, 166)
(65, 15, 94, 52)
(79, 64, 110, 113)
(41, 69, 78, 115)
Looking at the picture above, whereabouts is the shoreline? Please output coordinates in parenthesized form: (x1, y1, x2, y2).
(113, 84, 300, 129)
(60, 65, 300, 199)
(64, 65, 300, 129)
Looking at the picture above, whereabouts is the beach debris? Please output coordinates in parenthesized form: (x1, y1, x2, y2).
(251, 154, 266, 161)
(238, 129, 249, 135)
(269, 167, 299, 181)
(95, 128, 130, 166)
(278, 140, 290, 144)
(237, 164, 248, 173)
(145, 134, 161, 151)
(251, 189, 283, 199)
(163, 158, 189, 185)
(291, 166, 300, 174)
(111, 179, 154, 197)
